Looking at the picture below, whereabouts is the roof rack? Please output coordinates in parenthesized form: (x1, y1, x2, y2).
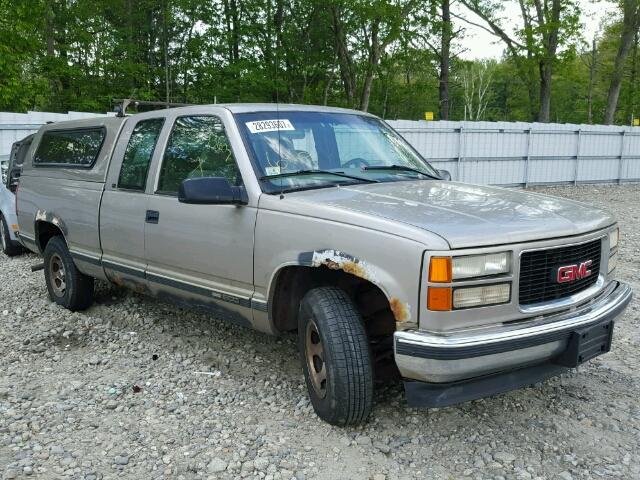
(112, 98, 193, 117)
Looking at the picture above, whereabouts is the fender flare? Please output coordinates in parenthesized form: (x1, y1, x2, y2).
(34, 209, 69, 253)
(268, 249, 413, 327)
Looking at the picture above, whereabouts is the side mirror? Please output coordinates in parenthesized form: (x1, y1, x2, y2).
(178, 177, 248, 205)
(438, 169, 452, 181)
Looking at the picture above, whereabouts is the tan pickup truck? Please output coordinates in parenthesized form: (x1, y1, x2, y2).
(15, 104, 632, 425)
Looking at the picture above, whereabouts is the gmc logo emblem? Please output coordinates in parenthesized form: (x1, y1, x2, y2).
(557, 260, 593, 283)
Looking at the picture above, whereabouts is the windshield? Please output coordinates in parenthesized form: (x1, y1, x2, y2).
(235, 111, 439, 193)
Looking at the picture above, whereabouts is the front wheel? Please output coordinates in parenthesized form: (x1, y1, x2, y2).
(298, 287, 373, 426)
(43, 236, 94, 311)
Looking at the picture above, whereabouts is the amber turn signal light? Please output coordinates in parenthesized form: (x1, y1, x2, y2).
(429, 257, 452, 283)
(427, 287, 452, 311)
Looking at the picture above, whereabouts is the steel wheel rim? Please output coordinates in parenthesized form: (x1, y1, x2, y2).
(49, 254, 66, 297)
(305, 319, 327, 398)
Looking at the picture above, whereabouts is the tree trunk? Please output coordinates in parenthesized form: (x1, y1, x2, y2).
(534, 0, 560, 123)
(439, 0, 451, 120)
(359, 20, 381, 112)
(330, 6, 357, 106)
(604, 0, 640, 124)
(538, 60, 552, 122)
(627, 30, 639, 123)
(323, 70, 334, 105)
(587, 37, 597, 124)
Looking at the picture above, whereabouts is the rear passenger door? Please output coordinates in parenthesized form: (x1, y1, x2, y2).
(100, 115, 166, 289)
(143, 113, 257, 326)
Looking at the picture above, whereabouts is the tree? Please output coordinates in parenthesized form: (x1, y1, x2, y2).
(604, 0, 640, 124)
(460, 60, 495, 120)
(439, 0, 452, 119)
(458, 0, 580, 122)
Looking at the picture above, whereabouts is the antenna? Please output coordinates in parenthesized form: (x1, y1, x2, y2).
(275, 41, 284, 199)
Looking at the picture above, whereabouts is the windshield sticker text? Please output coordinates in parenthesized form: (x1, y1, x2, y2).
(246, 119, 295, 134)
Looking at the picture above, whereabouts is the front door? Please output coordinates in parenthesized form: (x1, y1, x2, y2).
(143, 114, 257, 326)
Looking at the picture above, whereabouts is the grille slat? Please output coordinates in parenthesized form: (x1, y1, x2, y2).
(519, 239, 602, 306)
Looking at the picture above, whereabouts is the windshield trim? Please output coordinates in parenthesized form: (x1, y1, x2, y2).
(233, 110, 440, 194)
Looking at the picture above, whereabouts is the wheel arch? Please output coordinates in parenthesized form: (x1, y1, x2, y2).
(267, 249, 411, 335)
(34, 210, 69, 254)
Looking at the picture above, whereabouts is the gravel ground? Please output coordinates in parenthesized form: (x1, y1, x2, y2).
(1, 184, 639, 480)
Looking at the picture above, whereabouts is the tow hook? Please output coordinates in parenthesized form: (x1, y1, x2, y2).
(31, 263, 44, 272)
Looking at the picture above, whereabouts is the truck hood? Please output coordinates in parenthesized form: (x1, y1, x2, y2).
(289, 181, 615, 248)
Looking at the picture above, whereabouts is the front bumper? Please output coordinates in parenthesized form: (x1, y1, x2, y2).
(394, 281, 632, 405)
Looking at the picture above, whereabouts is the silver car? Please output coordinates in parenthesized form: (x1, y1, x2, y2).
(1, 138, 28, 257)
(15, 104, 632, 425)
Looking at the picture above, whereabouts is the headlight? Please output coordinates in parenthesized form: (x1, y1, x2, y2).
(453, 253, 510, 279)
(427, 252, 512, 310)
(609, 228, 619, 251)
(453, 283, 511, 309)
(429, 252, 510, 282)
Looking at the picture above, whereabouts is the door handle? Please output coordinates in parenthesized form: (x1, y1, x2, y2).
(145, 210, 160, 224)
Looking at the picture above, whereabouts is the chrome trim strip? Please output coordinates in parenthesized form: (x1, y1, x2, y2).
(70, 251, 102, 266)
(519, 275, 605, 314)
(397, 281, 631, 351)
(251, 299, 268, 312)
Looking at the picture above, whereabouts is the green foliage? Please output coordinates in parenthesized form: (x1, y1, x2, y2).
(0, 0, 637, 124)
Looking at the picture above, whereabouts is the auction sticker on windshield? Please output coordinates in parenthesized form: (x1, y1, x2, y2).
(246, 119, 295, 134)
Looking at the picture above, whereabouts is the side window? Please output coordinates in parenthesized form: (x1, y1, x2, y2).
(34, 128, 105, 167)
(118, 118, 164, 190)
(157, 116, 241, 194)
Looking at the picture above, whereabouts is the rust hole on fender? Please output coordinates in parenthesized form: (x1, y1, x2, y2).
(389, 297, 409, 323)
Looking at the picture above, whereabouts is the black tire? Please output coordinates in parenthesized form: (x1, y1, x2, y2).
(0, 213, 23, 257)
(298, 286, 373, 426)
(43, 236, 94, 311)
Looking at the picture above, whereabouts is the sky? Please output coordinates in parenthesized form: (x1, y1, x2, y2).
(456, 0, 618, 60)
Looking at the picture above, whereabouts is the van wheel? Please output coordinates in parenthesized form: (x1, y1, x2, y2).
(298, 287, 373, 426)
(43, 236, 94, 311)
(0, 213, 22, 257)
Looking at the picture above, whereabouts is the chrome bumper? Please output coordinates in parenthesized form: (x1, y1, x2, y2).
(394, 281, 632, 384)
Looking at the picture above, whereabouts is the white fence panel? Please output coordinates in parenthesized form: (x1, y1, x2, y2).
(1, 112, 638, 186)
(388, 119, 640, 185)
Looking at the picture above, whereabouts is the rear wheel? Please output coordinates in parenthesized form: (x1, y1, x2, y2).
(43, 236, 94, 311)
(298, 287, 373, 426)
(0, 213, 22, 257)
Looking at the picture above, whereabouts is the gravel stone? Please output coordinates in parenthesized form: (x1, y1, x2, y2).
(0, 184, 639, 479)
(207, 458, 227, 473)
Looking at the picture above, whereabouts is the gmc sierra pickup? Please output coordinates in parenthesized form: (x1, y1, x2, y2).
(15, 104, 632, 425)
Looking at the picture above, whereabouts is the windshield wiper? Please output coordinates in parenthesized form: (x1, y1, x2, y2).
(363, 164, 439, 179)
(260, 169, 378, 183)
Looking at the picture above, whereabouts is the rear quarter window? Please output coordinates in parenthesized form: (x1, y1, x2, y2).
(34, 128, 105, 167)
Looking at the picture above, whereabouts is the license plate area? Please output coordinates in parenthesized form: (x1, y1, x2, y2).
(555, 321, 614, 368)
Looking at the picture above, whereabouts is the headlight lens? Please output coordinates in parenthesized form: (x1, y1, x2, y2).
(453, 283, 511, 309)
(609, 228, 619, 251)
(452, 252, 510, 279)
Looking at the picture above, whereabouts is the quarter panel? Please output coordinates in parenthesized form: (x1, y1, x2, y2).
(17, 175, 103, 257)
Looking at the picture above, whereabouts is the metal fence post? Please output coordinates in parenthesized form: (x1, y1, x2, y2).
(524, 128, 532, 187)
(619, 131, 626, 184)
(574, 129, 581, 185)
(457, 125, 464, 182)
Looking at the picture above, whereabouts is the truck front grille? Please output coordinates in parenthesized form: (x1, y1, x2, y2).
(519, 239, 602, 306)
